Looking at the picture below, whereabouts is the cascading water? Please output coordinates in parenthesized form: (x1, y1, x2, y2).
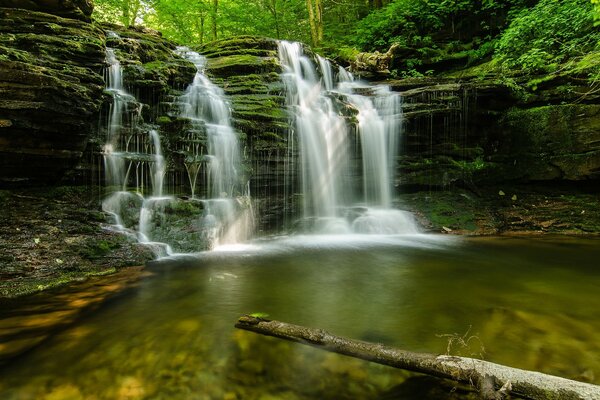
(278, 42, 350, 221)
(175, 47, 254, 249)
(278, 41, 418, 234)
(176, 48, 241, 199)
(101, 44, 252, 254)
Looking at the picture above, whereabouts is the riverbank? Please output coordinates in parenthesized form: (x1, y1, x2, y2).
(2, 182, 599, 299)
(400, 182, 600, 235)
(0, 186, 154, 299)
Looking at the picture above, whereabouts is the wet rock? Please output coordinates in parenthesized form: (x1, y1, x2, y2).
(0, 186, 154, 299)
(199, 36, 288, 152)
(0, 8, 105, 185)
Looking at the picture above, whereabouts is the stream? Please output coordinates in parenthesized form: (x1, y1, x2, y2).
(0, 235, 598, 399)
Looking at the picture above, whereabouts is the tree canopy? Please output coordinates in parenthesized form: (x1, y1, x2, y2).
(92, 0, 599, 81)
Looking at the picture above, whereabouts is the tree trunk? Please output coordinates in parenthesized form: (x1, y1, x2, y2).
(306, 0, 318, 47)
(129, 0, 141, 27)
(235, 316, 600, 400)
(270, 0, 281, 39)
(199, 14, 205, 44)
(211, 0, 218, 40)
(315, 0, 323, 44)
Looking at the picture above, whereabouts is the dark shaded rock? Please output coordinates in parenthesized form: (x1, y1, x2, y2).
(382, 74, 600, 189)
(0, 186, 154, 298)
(0, 7, 105, 186)
(0, 0, 93, 21)
(102, 24, 196, 104)
(494, 104, 600, 181)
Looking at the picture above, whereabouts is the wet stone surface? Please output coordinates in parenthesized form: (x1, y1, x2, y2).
(0, 186, 154, 299)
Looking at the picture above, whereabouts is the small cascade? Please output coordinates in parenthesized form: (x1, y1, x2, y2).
(174, 46, 253, 249)
(278, 41, 418, 234)
(176, 47, 242, 199)
(101, 44, 252, 254)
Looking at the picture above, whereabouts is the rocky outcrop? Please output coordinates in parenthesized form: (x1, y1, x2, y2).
(0, 0, 93, 21)
(198, 36, 288, 152)
(0, 7, 105, 185)
(382, 76, 600, 190)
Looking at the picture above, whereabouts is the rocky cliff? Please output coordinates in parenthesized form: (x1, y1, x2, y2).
(0, 0, 598, 237)
(0, 5, 105, 185)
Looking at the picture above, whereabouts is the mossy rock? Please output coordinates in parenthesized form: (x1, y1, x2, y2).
(498, 104, 600, 180)
(198, 36, 278, 59)
(0, 0, 94, 21)
(207, 54, 281, 77)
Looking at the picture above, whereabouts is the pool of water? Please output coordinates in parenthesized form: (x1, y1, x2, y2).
(1, 235, 599, 399)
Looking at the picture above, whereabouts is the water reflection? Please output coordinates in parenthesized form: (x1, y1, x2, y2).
(0, 236, 598, 399)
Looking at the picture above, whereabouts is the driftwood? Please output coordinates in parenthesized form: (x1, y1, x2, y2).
(235, 316, 600, 400)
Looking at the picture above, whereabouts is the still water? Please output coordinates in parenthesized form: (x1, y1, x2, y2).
(1, 235, 599, 399)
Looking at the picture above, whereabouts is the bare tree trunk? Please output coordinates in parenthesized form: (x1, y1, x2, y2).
(269, 0, 281, 39)
(235, 316, 600, 400)
(200, 15, 205, 44)
(129, 0, 141, 26)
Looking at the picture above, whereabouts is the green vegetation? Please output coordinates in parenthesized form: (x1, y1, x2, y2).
(92, 0, 599, 89)
(495, 0, 599, 74)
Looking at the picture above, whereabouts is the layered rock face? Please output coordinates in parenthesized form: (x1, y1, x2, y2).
(0, 6, 105, 185)
(384, 77, 600, 190)
(0, 0, 93, 21)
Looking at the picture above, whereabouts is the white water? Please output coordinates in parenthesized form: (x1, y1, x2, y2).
(101, 46, 254, 253)
(278, 41, 418, 234)
(175, 47, 254, 249)
(176, 47, 241, 199)
(279, 42, 350, 219)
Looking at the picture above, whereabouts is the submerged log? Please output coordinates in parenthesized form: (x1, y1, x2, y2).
(235, 316, 600, 400)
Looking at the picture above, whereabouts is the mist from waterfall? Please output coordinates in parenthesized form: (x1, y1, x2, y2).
(278, 41, 418, 234)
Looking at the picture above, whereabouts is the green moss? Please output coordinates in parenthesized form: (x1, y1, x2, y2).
(207, 54, 280, 76)
(198, 36, 278, 59)
(156, 116, 172, 124)
(502, 105, 577, 154)
(401, 192, 479, 231)
(78, 236, 128, 260)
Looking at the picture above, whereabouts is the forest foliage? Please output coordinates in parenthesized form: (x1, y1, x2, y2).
(92, 0, 599, 80)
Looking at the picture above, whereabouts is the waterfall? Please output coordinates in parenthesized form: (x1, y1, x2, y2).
(101, 45, 253, 253)
(176, 47, 241, 199)
(278, 41, 418, 234)
(175, 47, 253, 249)
(278, 41, 350, 220)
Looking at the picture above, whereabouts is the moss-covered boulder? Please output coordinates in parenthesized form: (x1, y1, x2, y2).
(102, 24, 196, 105)
(0, 7, 105, 185)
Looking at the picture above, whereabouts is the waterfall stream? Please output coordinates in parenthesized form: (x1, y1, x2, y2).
(278, 41, 418, 234)
(101, 40, 418, 256)
(101, 43, 252, 254)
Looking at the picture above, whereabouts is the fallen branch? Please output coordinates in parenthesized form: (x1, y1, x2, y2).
(235, 316, 600, 400)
